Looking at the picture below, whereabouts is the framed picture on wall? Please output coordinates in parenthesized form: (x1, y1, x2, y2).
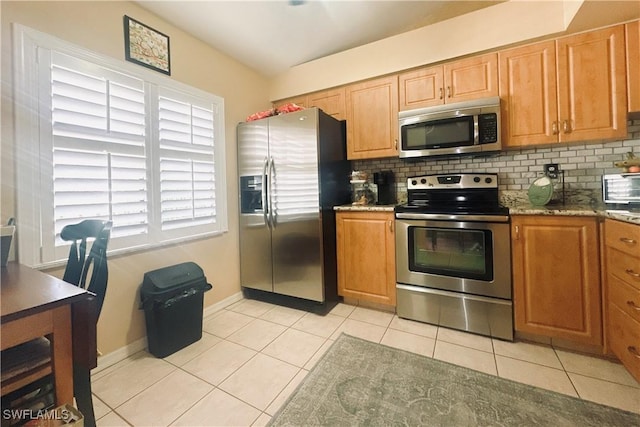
(124, 15, 171, 75)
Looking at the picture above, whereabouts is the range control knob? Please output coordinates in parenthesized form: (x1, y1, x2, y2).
(473, 177, 481, 183)
(420, 178, 427, 184)
(411, 180, 418, 186)
(485, 177, 493, 184)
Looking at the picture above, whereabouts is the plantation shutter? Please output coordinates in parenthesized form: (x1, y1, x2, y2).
(50, 52, 148, 244)
(158, 89, 217, 231)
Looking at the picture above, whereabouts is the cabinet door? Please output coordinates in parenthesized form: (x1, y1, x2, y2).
(336, 211, 396, 306)
(512, 216, 602, 345)
(499, 41, 558, 148)
(399, 54, 499, 111)
(308, 88, 346, 120)
(345, 76, 399, 159)
(444, 53, 498, 103)
(626, 21, 640, 112)
(398, 65, 444, 110)
(274, 95, 308, 110)
(557, 25, 627, 142)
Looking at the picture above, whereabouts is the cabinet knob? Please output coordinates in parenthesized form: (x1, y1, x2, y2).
(627, 300, 640, 311)
(552, 121, 558, 135)
(625, 269, 640, 279)
(619, 237, 637, 245)
(389, 220, 394, 232)
(439, 88, 443, 100)
(447, 86, 452, 98)
(562, 120, 571, 133)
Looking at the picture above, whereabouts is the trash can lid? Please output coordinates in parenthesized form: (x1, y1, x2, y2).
(141, 262, 208, 294)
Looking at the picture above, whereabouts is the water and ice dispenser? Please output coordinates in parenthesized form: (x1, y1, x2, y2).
(240, 175, 264, 213)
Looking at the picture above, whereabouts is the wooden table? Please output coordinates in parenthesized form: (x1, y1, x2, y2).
(1, 262, 97, 406)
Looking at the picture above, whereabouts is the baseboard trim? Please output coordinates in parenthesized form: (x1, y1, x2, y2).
(94, 291, 243, 373)
(95, 337, 147, 373)
(204, 291, 243, 318)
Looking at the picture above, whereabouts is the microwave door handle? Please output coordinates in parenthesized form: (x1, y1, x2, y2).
(473, 115, 479, 145)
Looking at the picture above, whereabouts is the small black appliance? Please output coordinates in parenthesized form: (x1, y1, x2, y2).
(373, 170, 396, 205)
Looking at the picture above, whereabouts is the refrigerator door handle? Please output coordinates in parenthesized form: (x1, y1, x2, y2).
(262, 156, 269, 228)
(268, 156, 276, 228)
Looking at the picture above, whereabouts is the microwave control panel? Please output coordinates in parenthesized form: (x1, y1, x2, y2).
(478, 113, 498, 144)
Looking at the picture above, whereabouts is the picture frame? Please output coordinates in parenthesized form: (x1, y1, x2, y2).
(124, 15, 171, 75)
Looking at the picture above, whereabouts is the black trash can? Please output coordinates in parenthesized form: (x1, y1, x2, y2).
(140, 262, 213, 357)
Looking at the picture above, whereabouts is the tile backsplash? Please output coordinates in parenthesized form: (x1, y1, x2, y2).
(353, 119, 640, 205)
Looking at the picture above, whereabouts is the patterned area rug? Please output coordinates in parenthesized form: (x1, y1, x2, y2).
(269, 334, 640, 426)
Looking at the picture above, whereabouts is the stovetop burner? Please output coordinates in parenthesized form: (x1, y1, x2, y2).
(395, 173, 508, 218)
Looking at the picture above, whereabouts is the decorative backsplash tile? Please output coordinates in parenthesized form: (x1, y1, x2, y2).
(353, 119, 640, 205)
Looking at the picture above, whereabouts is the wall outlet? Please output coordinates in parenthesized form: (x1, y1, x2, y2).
(544, 163, 560, 179)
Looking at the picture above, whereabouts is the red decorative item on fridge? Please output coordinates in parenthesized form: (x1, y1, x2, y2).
(245, 108, 276, 122)
(276, 103, 304, 114)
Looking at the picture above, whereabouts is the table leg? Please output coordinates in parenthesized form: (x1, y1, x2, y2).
(50, 305, 74, 405)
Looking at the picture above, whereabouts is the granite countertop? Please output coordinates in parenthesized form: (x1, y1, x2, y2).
(505, 202, 640, 225)
(506, 202, 602, 217)
(334, 204, 395, 212)
(335, 203, 640, 225)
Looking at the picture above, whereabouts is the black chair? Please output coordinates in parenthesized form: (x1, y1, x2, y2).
(1, 220, 111, 426)
(60, 219, 112, 427)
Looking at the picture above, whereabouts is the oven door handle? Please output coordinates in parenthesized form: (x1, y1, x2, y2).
(395, 213, 510, 223)
(396, 284, 513, 306)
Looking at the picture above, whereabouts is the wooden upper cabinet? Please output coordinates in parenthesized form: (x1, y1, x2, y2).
(345, 76, 399, 159)
(500, 25, 627, 148)
(499, 41, 558, 148)
(626, 20, 640, 112)
(274, 95, 308, 110)
(398, 65, 444, 110)
(307, 88, 346, 120)
(274, 89, 345, 120)
(399, 53, 498, 111)
(444, 53, 499, 104)
(557, 25, 627, 143)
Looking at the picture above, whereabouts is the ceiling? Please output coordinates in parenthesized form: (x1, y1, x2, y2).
(135, 0, 503, 76)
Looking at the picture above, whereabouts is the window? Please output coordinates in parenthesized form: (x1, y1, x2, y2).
(14, 25, 227, 267)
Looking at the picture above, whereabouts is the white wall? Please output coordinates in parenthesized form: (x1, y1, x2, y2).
(0, 0, 271, 354)
(269, 0, 640, 101)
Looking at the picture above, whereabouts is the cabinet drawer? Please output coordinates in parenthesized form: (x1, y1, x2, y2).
(608, 273, 640, 323)
(607, 247, 640, 291)
(605, 219, 640, 258)
(608, 303, 640, 382)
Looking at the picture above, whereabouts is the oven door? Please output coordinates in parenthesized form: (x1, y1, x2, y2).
(395, 217, 511, 300)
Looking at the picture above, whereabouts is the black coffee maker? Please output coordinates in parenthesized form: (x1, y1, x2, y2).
(373, 171, 396, 205)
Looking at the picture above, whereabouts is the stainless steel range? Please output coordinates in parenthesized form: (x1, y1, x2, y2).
(395, 173, 513, 341)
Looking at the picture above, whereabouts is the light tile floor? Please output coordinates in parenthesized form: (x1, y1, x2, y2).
(92, 299, 640, 426)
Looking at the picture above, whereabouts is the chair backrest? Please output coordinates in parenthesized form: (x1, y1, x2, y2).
(60, 220, 112, 319)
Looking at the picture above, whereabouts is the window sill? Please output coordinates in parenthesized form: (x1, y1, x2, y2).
(33, 230, 227, 271)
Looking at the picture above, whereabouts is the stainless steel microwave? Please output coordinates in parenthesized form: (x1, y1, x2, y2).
(398, 97, 501, 159)
(602, 173, 640, 205)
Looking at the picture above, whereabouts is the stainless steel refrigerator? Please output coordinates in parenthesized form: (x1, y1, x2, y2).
(237, 108, 350, 303)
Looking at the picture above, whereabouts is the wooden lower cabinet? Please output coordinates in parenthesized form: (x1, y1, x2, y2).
(336, 211, 396, 306)
(604, 219, 640, 382)
(511, 216, 602, 346)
